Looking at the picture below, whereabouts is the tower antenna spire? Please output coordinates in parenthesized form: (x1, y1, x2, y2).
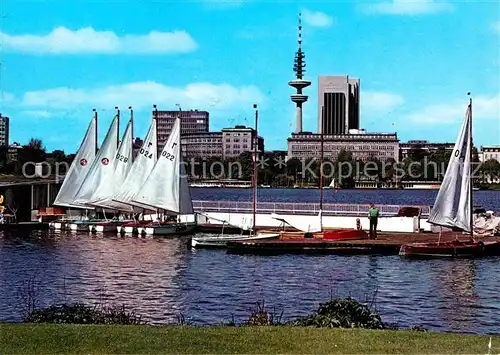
(289, 13, 311, 133)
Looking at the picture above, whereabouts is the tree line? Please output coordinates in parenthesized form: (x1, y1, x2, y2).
(2, 139, 499, 188)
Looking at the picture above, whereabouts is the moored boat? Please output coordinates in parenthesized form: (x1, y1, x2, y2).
(399, 96, 500, 258)
(191, 232, 280, 248)
(142, 221, 197, 236)
(399, 239, 500, 258)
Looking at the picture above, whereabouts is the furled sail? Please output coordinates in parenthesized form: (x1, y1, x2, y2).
(90, 118, 134, 211)
(428, 104, 472, 232)
(73, 115, 119, 206)
(112, 119, 157, 211)
(132, 117, 193, 215)
(53, 113, 97, 208)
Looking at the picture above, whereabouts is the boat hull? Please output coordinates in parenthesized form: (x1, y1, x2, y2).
(399, 240, 500, 258)
(49, 221, 66, 230)
(277, 229, 369, 241)
(191, 232, 280, 248)
(142, 223, 197, 236)
(68, 222, 92, 232)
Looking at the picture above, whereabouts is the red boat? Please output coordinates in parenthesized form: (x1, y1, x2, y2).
(399, 239, 500, 258)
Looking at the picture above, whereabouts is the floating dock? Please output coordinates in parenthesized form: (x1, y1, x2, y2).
(226, 233, 500, 256)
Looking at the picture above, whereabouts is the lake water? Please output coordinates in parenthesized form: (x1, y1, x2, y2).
(1, 189, 499, 334)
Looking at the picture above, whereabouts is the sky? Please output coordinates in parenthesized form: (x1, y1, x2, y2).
(0, 0, 499, 153)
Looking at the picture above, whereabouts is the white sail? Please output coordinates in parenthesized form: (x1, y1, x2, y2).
(113, 119, 157, 211)
(428, 104, 472, 232)
(132, 117, 193, 214)
(73, 115, 119, 206)
(90, 118, 134, 210)
(329, 178, 335, 188)
(53, 114, 97, 208)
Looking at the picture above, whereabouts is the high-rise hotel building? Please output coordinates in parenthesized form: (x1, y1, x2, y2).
(318, 75, 360, 135)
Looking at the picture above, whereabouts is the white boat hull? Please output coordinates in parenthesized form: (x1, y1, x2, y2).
(191, 232, 280, 248)
(91, 224, 119, 233)
(49, 221, 66, 230)
(142, 223, 197, 236)
(69, 222, 91, 232)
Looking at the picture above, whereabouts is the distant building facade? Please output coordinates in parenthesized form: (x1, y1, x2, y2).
(222, 125, 264, 159)
(479, 145, 500, 163)
(155, 109, 209, 149)
(7, 142, 22, 162)
(318, 75, 360, 135)
(181, 132, 223, 159)
(287, 132, 399, 162)
(0, 114, 10, 146)
(399, 140, 455, 160)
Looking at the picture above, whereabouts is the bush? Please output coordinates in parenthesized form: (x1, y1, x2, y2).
(291, 297, 385, 329)
(25, 303, 144, 325)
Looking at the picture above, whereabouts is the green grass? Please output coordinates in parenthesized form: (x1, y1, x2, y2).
(0, 324, 498, 354)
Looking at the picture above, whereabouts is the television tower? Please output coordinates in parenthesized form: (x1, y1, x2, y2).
(288, 12, 311, 133)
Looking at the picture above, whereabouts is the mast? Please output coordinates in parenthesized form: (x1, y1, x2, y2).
(319, 106, 324, 230)
(468, 92, 474, 240)
(93, 108, 98, 155)
(129, 106, 133, 148)
(115, 106, 120, 148)
(252, 103, 258, 234)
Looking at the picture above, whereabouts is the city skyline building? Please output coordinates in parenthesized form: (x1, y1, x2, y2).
(318, 75, 360, 135)
(222, 125, 264, 159)
(0, 114, 10, 146)
(154, 109, 209, 149)
(287, 131, 399, 162)
(288, 12, 311, 134)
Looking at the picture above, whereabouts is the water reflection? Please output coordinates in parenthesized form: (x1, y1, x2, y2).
(429, 260, 478, 333)
(1, 231, 500, 333)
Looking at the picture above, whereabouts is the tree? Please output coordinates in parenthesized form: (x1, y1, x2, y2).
(408, 144, 427, 162)
(16, 139, 47, 175)
(480, 159, 500, 183)
(334, 149, 355, 188)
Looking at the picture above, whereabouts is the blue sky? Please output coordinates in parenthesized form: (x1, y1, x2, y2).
(0, 0, 499, 153)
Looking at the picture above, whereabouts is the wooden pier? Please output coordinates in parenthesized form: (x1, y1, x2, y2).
(226, 233, 500, 256)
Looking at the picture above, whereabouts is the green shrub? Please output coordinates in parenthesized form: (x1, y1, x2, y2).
(291, 297, 384, 329)
(25, 303, 144, 325)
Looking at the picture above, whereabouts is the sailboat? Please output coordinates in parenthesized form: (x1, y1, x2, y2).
(130, 116, 197, 236)
(89, 108, 136, 232)
(112, 113, 158, 234)
(399, 96, 500, 258)
(67, 111, 120, 231)
(50, 110, 98, 230)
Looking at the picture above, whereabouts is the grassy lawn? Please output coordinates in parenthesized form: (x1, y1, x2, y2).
(0, 324, 498, 354)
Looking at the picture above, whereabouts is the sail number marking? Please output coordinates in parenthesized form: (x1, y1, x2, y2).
(161, 142, 177, 161)
(139, 148, 153, 159)
(116, 153, 129, 163)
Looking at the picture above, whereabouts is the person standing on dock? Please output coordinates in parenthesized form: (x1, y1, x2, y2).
(368, 204, 379, 239)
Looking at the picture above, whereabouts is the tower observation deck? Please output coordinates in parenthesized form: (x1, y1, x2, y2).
(288, 12, 311, 133)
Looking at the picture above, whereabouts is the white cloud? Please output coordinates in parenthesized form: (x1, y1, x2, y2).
(406, 94, 500, 124)
(363, 0, 454, 15)
(22, 110, 53, 118)
(20, 81, 266, 111)
(492, 21, 500, 34)
(302, 9, 334, 28)
(0, 27, 198, 54)
(362, 91, 405, 113)
(1, 92, 15, 104)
